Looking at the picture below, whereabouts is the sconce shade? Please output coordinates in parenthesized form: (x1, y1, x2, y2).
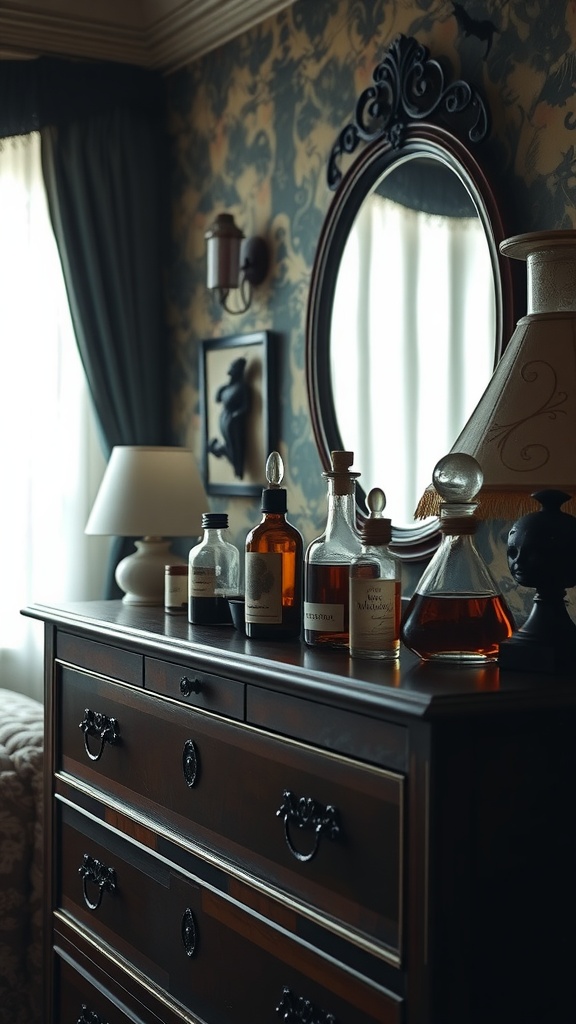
(416, 230, 576, 520)
(205, 212, 269, 314)
(205, 213, 244, 291)
(85, 446, 208, 605)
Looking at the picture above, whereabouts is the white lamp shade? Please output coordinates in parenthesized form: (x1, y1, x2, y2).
(416, 230, 576, 521)
(86, 446, 207, 538)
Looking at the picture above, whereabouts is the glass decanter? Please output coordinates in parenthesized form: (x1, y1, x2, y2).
(401, 453, 515, 663)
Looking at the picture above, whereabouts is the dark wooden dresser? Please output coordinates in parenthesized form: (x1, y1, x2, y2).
(25, 600, 576, 1024)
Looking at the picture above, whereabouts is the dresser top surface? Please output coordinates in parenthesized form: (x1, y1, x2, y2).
(24, 600, 576, 721)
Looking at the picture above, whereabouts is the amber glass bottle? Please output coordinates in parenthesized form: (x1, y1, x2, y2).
(245, 452, 303, 639)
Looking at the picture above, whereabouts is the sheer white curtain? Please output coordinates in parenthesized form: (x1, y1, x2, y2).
(332, 194, 495, 524)
(0, 133, 110, 701)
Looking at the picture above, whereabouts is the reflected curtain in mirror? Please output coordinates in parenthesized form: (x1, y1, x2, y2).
(331, 193, 495, 526)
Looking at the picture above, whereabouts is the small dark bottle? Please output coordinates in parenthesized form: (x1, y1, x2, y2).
(188, 512, 240, 625)
(245, 452, 303, 639)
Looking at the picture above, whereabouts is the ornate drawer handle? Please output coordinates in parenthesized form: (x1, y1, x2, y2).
(181, 906, 198, 957)
(276, 790, 341, 863)
(180, 675, 202, 697)
(77, 1005, 109, 1024)
(182, 739, 200, 788)
(277, 986, 337, 1023)
(78, 853, 117, 911)
(79, 709, 120, 762)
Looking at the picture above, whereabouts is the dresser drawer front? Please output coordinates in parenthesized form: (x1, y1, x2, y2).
(145, 655, 244, 718)
(57, 632, 143, 686)
(57, 806, 402, 1024)
(55, 944, 185, 1024)
(58, 666, 403, 957)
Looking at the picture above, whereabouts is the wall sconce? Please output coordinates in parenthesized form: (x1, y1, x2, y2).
(205, 213, 269, 314)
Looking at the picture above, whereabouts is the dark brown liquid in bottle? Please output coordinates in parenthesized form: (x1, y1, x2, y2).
(189, 596, 232, 625)
(401, 592, 515, 661)
(245, 515, 303, 640)
(304, 563, 350, 647)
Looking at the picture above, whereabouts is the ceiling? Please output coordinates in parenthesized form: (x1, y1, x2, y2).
(0, 0, 295, 72)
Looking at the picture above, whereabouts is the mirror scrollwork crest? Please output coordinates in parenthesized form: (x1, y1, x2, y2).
(306, 34, 520, 561)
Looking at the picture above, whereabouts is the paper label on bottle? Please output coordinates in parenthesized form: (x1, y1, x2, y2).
(350, 578, 399, 648)
(189, 566, 216, 597)
(165, 576, 188, 608)
(303, 602, 344, 632)
(245, 552, 282, 623)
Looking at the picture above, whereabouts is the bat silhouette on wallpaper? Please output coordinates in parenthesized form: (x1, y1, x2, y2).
(452, 3, 498, 57)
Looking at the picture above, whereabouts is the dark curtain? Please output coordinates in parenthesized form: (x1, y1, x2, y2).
(41, 108, 168, 449)
(0, 57, 171, 594)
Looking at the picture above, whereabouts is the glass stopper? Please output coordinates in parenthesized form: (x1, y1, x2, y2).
(367, 487, 387, 517)
(432, 452, 483, 503)
(265, 451, 284, 488)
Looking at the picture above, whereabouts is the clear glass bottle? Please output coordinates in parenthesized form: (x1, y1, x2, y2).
(401, 453, 516, 663)
(349, 487, 401, 660)
(245, 451, 303, 640)
(304, 450, 362, 648)
(188, 512, 240, 625)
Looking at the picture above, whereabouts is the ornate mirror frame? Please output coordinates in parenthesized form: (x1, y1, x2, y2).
(306, 34, 521, 561)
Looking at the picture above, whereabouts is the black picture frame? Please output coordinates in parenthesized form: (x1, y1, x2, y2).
(200, 330, 277, 497)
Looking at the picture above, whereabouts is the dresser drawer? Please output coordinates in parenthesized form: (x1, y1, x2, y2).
(145, 655, 244, 719)
(56, 950, 164, 1024)
(57, 631, 143, 686)
(57, 666, 403, 959)
(54, 941, 186, 1024)
(57, 804, 403, 1024)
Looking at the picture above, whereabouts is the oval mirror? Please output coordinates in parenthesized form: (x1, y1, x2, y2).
(306, 35, 518, 560)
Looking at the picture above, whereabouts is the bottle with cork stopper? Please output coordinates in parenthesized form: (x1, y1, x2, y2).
(303, 450, 362, 648)
(349, 487, 401, 660)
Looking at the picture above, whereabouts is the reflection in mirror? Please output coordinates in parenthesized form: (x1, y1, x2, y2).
(330, 154, 496, 528)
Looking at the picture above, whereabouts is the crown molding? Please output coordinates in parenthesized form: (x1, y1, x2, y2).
(0, 0, 295, 71)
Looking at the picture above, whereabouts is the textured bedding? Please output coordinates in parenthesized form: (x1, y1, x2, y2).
(0, 689, 43, 1024)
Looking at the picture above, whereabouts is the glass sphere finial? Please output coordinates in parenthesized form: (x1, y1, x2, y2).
(432, 453, 483, 503)
(265, 451, 284, 487)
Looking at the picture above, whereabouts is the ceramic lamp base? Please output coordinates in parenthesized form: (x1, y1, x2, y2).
(116, 537, 185, 605)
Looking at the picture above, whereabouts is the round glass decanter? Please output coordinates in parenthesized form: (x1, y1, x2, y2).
(401, 453, 516, 663)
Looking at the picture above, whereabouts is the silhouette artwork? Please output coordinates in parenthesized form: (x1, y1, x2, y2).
(208, 356, 251, 479)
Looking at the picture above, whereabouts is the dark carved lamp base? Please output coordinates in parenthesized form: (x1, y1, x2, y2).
(498, 593, 576, 673)
(499, 490, 576, 675)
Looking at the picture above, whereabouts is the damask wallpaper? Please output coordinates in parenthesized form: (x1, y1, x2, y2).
(165, 0, 576, 614)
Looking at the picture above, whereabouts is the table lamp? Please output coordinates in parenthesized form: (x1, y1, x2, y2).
(85, 446, 207, 606)
(415, 229, 576, 670)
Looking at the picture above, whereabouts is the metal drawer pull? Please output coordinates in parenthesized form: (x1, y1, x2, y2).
(77, 1005, 109, 1024)
(79, 853, 117, 911)
(277, 986, 336, 1023)
(181, 907, 198, 957)
(276, 790, 341, 863)
(180, 675, 202, 696)
(79, 709, 120, 761)
(182, 739, 200, 788)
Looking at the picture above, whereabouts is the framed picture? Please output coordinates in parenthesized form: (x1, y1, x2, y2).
(200, 330, 277, 497)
